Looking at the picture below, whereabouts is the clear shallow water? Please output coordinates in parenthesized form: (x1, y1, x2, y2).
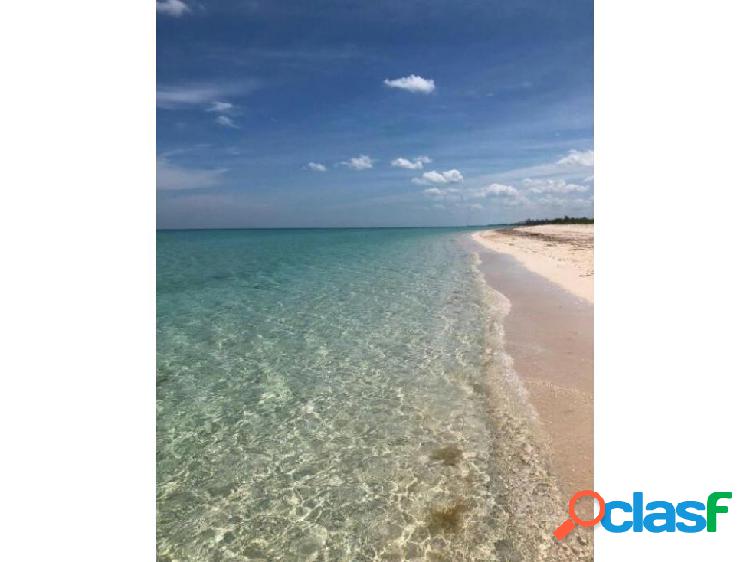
(157, 229, 571, 561)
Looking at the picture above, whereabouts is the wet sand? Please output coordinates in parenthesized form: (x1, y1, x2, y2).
(468, 234, 594, 515)
(473, 225, 593, 304)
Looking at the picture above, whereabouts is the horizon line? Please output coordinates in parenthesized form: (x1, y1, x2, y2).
(156, 224, 511, 232)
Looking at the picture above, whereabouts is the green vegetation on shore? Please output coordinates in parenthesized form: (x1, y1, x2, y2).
(518, 216, 594, 226)
(480, 216, 593, 229)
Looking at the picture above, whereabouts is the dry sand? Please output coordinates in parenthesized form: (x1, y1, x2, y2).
(467, 225, 594, 519)
(473, 225, 593, 303)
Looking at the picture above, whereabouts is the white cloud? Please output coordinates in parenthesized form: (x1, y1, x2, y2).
(408, 146, 596, 215)
(341, 155, 374, 170)
(413, 169, 463, 185)
(469, 184, 525, 206)
(421, 181, 530, 209)
(390, 156, 432, 170)
(156, 0, 190, 17)
(556, 149, 594, 167)
(442, 169, 463, 183)
(157, 86, 221, 108)
(306, 162, 327, 172)
(207, 101, 233, 113)
(466, 148, 596, 192)
(156, 81, 257, 109)
(421, 171, 448, 184)
(536, 194, 594, 208)
(420, 175, 590, 205)
(215, 115, 239, 128)
(476, 183, 519, 198)
(384, 74, 435, 94)
(422, 187, 461, 201)
(157, 157, 227, 190)
(522, 178, 588, 194)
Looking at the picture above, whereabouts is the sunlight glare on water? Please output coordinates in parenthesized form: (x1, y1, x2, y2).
(157, 228, 572, 561)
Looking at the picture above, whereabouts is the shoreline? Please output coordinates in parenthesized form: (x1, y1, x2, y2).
(472, 225, 593, 304)
(467, 228, 594, 517)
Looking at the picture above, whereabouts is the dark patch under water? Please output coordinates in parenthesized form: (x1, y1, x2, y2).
(430, 444, 464, 467)
(428, 502, 469, 534)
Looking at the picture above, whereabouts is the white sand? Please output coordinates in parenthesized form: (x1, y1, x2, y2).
(473, 224, 594, 303)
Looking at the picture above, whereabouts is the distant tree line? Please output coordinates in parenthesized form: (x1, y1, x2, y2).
(517, 216, 594, 226)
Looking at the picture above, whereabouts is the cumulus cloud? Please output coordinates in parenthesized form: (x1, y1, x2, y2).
(157, 157, 227, 190)
(215, 115, 239, 128)
(441, 169, 463, 183)
(207, 101, 233, 113)
(421, 171, 448, 184)
(341, 155, 374, 170)
(384, 74, 435, 94)
(556, 149, 594, 167)
(156, 0, 190, 17)
(420, 180, 534, 211)
(468, 184, 525, 206)
(306, 162, 327, 172)
(390, 156, 432, 170)
(416, 158, 595, 214)
(522, 178, 588, 194)
(422, 187, 461, 201)
(412, 169, 463, 185)
(476, 183, 519, 198)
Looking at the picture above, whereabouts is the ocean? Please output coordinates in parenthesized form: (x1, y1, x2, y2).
(157, 228, 565, 561)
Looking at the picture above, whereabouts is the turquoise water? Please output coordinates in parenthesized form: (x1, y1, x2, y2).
(157, 228, 566, 561)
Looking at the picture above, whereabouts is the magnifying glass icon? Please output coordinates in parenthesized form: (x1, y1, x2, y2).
(553, 490, 606, 540)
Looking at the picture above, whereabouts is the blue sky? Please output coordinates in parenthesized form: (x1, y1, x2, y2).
(156, 0, 593, 228)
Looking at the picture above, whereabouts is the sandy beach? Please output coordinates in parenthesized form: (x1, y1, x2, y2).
(470, 225, 594, 520)
(473, 225, 593, 303)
